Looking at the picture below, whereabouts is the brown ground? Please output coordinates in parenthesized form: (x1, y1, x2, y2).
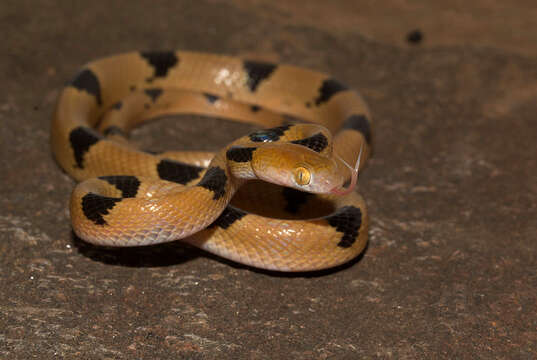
(1, 1, 536, 359)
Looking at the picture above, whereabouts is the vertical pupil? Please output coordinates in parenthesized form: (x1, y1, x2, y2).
(295, 167, 309, 185)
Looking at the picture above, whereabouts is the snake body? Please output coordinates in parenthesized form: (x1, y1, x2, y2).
(51, 51, 372, 271)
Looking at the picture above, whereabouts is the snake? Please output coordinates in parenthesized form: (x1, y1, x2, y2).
(51, 51, 372, 271)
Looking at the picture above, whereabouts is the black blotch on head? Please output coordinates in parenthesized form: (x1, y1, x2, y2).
(204, 93, 220, 103)
(102, 126, 126, 137)
(314, 79, 348, 106)
(250, 105, 261, 112)
(406, 29, 423, 44)
(209, 206, 247, 229)
(70, 69, 102, 106)
(140, 51, 179, 78)
(69, 126, 101, 169)
(81, 193, 121, 225)
(249, 124, 291, 142)
(157, 159, 204, 185)
(243, 60, 277, 92)
(197, 166, 227, 200)
(98, 176, 141, 198)
(326, 206, 362, 248)
(129, 85, 137, 92)
(282, 187, 313, 214)
(111, 101, 122, 110)
(342, 114, 371, 144)
(144, 88, 163, 102)
(291, 132, 328, 153)
(226, 147, 256, 163)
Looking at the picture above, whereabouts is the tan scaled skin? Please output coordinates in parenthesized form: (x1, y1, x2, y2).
(52, 51, 372, 271)
(251, 142, 345, 194)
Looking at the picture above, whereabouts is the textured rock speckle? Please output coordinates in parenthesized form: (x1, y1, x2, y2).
(1, 1, 536, 359)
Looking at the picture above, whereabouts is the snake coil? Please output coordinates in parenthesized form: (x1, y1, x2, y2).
(51, 51, 372, 271)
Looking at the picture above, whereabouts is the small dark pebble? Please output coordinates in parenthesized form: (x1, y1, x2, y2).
(406, 29, 423, 44)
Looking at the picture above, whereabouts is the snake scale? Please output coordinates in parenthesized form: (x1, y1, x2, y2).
(51, 51, 372, 271)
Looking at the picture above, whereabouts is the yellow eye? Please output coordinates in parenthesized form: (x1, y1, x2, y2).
(293, 166, 311, 185)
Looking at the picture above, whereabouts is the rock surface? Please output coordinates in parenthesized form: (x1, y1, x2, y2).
(1, 1, 536, 358)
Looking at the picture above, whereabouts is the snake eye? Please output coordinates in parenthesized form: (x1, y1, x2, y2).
(293, 166, 311, 186)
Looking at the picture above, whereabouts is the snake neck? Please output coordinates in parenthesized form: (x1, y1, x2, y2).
(195, 150, 252, 205)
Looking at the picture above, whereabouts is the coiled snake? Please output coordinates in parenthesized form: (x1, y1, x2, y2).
(51, 51, 372, 271)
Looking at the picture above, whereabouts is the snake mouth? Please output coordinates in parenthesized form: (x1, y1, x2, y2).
(330, 143, 364, 196)
(330, 182, 355, 196)
(330, 174, 357, 195)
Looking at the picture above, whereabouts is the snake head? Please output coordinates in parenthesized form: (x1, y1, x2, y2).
(251, 143, 348, 194)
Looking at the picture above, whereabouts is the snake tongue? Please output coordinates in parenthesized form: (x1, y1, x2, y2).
(331, 143, 363, 196)
(330, 176, 356, 196)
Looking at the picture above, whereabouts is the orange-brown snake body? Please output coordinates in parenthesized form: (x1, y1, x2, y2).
(51, 51, 372, 271)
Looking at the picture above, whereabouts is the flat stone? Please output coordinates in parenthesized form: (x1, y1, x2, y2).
(1, 1, 536, 358)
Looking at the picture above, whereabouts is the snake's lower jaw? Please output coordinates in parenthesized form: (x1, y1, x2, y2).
(330, 186, 353, 196)
(330, 178, 357, 196)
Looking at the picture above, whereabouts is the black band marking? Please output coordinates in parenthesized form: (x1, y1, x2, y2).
(326, 206, 362, 248)
(342, 114, 372, 144)
(203, 93, 219, 103)
(98, 176, 141, 198)
(291, 132, 328, 153)
(226, 147, 256, 163)
(140, 51, 179, 78)
(69, 126, 101, 169)
(81, 193, 121, 226)
(209, 206, 247, 229)
(314, 79, 348, 106)
(144, 88, 163, 102)
(249, 124, 291, 142)
(157, 159, 204, 185)
(250, 105, 261, 112)
(198, 166, 227, 200)
(243, 60, 277, 92)
(70, 69, 102, 106)
(282, 188, 313, 214)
